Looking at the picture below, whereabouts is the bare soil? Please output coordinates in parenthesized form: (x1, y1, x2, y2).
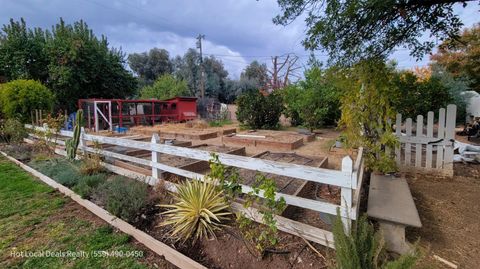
(406, 163, 480, 268)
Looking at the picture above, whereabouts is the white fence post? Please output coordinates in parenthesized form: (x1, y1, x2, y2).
(80, 127, 86, 155)
(425, 111, 434, 169)
(151, 133, 163, 181)
(341, 156, 353, 233)
(436, 108, 446, 169)
(415, 115, 423, 167)
(405, 118, 412, 166)
(443, 104, 457, 175)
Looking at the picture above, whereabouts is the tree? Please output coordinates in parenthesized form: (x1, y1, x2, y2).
(430, 24, 480, 93)
(128, 48, 173, 85)
(0, 79, 55, 122)
(391, 69, 452, 118)
(0, 18, 137, 111)
(338, 59, 398, 173)
(140, 74, 190, 100)
(0, 18, 49, 82)
(274, 0, 474, 64)
(173, 49, 229, 100)
(241, 61, 269, 88)
(236, 90, 283, 129)
(282, 66, 341, 130)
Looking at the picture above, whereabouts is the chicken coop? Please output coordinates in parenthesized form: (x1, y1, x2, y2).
(78, 97, 197, 132)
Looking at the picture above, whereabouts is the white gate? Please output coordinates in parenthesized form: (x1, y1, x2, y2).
(93, 101, 112, 132)
(394, 104, 456, 176)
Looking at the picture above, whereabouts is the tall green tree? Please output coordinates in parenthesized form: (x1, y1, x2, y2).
(430, 23, 480, 93)
(140, 74, 190, 100)
(240, 60, 269, 88)
(128, 48, 173, 85)
(274, 0, 474, 64)
(0, 18, 49, 82)
(0, 18, 136, 111)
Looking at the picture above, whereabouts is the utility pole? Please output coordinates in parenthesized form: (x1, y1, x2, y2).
(196, 34, 205, 99)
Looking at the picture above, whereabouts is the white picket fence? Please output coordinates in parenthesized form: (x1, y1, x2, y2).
(25, 124, 365, 248)
(394, 104, 456, 176)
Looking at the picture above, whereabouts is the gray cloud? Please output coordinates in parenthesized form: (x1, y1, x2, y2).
(0, 0, 477, 77)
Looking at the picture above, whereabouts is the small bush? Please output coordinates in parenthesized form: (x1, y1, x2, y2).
(1, 143, 32, 161)
(160, 179, 231, 243)
(331, 210, 420, 269)
(208, 119, 232, 127)
(29, 158, 81, 187)
(73, 173, 108, 199)
(0, 118, 28, 144)
(236, 90, 283, 129)
(0, 79, 55, 122)
(95, 177, 148, 223)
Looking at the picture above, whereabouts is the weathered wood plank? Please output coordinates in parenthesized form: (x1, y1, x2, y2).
(425, 111, 434, 169)
(395, 113, 402, 166)
(415, 115, 423, 167)
(443, 104, 456, 175)
(436, 108, 446, 169)
(405, 118, 412, 166)
(341, 157, 354, 231)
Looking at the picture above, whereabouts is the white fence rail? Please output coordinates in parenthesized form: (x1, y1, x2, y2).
(394, 104, 456, 176)
(26, 124, 365, 247)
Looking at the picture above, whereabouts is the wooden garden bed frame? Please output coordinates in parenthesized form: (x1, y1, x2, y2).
(25, 124, 365, 248)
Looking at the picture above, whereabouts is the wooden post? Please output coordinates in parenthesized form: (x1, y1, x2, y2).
(341, 156, 353, 233)
(425, 111, 434, 169)
(395, 113, 402, 166)
(443, 104, 456, 176)
(80, 127, 87, 156)
(415, 115, 423, 167)
(405, 118, 412, 166)
(151, 133, 163, 180)
(436, 108, 446, 169)
(35, 109, 39, 126)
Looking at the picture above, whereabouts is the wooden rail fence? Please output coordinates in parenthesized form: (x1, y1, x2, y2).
(26, 124, 365, 248)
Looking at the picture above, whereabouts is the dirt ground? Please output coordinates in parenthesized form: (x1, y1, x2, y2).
(406, 163, 480, 269)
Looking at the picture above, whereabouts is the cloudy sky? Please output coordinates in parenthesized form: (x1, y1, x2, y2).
(1, 0, 478, 78)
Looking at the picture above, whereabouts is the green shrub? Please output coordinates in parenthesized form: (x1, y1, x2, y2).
(0, 118, 27, 144)
(73, 173, 108, 199)
(160, 178, 231, 243)
(29, 158, 81, 187)
(236, 90, 283, 129)
(0, 79, 55, 122)
(331, 211, 419, 269)
(140, 74, 190, 100)
(95, 177, 148, 223)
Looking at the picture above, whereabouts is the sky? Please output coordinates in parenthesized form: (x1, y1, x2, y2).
(0, 0, 478, 79)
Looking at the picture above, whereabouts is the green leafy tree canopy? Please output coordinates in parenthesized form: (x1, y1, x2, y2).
(140, 74, 190, 100)
(0, 79, 55, 122)
(274, 0, 473, 64)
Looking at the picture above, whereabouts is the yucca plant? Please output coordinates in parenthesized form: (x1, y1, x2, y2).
(160, 179, 231, 243)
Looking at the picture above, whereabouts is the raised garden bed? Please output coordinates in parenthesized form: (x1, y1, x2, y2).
(130, 123, 237, 141)
(223, 130, 314, 151)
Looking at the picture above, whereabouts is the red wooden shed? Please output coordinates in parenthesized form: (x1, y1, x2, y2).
(78, 97, 197, 132)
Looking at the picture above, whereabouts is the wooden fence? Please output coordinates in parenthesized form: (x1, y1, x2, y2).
(394, 104, 456, 176)
(25, 124, 365, 248)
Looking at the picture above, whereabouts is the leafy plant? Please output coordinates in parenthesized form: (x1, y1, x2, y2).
(73, 173, 108, 199)
(140, 74, 190, 100)
(160, 178, 231, 243)
(0, 118, 27, 144)
(338, 59, 399, 173)
(331, 210, 420, 269)
(29, 158, 81, 187)
(238, 174, 286, 256)
(207, 153, 242, 202)
(236, 90, 283, 129)
(79, 140, 105, 175)
(0, 79, 55, 123)
(95, 176, 148, 223)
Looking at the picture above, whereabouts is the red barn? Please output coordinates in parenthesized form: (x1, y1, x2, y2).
(78, 97, 197, 132)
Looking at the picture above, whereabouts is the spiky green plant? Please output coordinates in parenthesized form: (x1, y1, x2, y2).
(66, 109, 84, 160)
(331, 209, 420, 269)
(160, 179, 231, 243)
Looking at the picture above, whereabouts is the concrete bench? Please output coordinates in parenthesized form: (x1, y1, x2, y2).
(367, 174, 422, 254)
